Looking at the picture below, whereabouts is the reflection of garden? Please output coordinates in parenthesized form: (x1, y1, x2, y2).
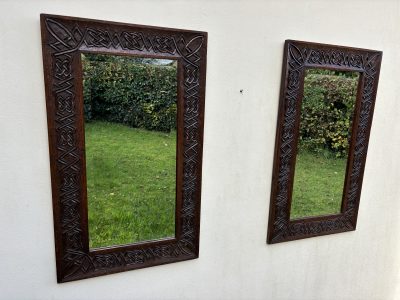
(291, 69, 359, 219)
(82, 53, 178, 133)
(81, 54, 178, 248)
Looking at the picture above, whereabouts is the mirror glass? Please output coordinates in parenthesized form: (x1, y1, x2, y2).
(82, 53, 178, 248)
(290, 69, 360, 219)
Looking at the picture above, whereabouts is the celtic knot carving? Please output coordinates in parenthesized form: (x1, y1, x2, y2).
(42, 15, 206, 282)
(268, 40, 382, 243)
(307, 49, 363, 68)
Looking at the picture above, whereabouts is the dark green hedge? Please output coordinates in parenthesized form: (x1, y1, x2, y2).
(82, 54, 177, 132)
(299, 70, 359, 157)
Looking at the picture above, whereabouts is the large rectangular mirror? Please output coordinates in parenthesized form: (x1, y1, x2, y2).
(267, 40, 382, 243)
(41, 14, 207, 282)
(82, 53, 178, 248)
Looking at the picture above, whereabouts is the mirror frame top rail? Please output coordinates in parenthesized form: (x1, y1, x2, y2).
(41, 14, 207, 282)
(267, 40, 382, 244)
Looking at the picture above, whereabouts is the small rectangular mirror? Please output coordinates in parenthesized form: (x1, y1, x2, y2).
(267, 40, 382, 243)
(290, 69, 360, 219)
(82, 53, 178, 248)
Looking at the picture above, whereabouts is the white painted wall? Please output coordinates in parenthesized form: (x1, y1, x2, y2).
(1, 0, 400, 299)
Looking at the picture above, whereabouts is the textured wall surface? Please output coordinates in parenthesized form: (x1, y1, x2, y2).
(1, 0, 400, 299)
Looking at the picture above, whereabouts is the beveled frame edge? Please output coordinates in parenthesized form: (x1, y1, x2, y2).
(267, 39, 382, 244)
(40, 13, 207, 282)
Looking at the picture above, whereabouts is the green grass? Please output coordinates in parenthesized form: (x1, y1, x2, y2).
(290, 150, 347, 219)
(85, 121, 176, 248)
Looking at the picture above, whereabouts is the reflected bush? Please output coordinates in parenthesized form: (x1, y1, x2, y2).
(299, 70, 359, 157)
(82, 54, 177, 132)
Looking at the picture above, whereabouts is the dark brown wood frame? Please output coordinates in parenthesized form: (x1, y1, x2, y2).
(267, 40, 382, 244)
(40, 14, 207, 282)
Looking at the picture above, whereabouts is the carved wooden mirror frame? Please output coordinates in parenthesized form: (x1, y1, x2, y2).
(41, 14, 207, 282)
(267, 40, 382, 244)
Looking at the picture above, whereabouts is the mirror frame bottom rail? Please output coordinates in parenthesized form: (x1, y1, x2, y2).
(267, 40, 382, 244)
(41, 14, 207, 282)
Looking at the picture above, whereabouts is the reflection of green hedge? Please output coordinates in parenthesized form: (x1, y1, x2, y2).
(82, 54, 177, 132)
(299, 70, 359, 157)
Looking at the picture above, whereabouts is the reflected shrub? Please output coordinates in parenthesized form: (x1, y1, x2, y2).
(82, 54, 177, 132)
(299, 70, 359, 157)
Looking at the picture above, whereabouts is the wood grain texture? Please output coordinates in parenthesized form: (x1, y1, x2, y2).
(267, 40, 382, 244)
(40, 14, 207, 282)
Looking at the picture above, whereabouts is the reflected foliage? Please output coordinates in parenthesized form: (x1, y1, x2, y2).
(82, 54, 177, 132)
(299, 69, 359, 157)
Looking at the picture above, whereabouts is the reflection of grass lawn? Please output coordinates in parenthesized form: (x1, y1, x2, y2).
(290, 150, 347, 219)
(85, 121, 176, 248)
